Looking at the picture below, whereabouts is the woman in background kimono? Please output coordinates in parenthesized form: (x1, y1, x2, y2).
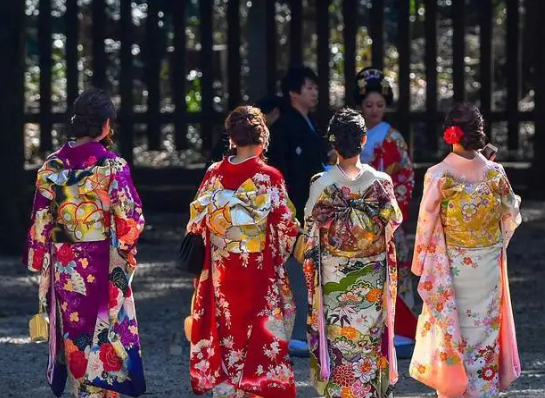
(354, 68, 416, 342)
(24, 88, 146, 398)
(303, 108, 402, 398)
(187, 106, 300, 398)
(410, 102, 521, 397)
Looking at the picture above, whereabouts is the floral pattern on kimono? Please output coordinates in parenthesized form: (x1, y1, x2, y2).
(187, 157, 299, 398)
(367, 126, 415, 315)
(409, 154, 521, 398)
(303, 166, 402, 398)
(24, 142, 146, 398)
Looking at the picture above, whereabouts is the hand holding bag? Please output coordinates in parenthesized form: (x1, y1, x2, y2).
(29, 301, 49, 342)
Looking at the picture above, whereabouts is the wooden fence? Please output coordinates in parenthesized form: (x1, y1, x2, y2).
(28, 0, 530, 165)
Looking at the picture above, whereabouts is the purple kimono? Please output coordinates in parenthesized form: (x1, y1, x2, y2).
(23, 141, 146, 397)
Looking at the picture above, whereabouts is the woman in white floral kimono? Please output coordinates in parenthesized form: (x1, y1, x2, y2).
(303, 108, 402, 398)
(410, 103, 522, 398)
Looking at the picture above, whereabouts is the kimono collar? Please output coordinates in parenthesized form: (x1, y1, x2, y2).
(329, 163, 375, 187)
(58, 141, 110, 168)
(442, 152, 487, 171)
(360, 121, 390, 163)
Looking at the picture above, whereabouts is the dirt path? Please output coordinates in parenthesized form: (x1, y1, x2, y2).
(1, 202, 544, 397)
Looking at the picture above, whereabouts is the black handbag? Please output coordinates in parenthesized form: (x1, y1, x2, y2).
(177, 232, 205, 276)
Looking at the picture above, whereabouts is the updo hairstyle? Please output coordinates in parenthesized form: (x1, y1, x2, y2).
(327, 107, 367, 159)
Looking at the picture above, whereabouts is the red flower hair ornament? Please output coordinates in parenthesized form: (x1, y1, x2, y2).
(443, 126, 464, 145)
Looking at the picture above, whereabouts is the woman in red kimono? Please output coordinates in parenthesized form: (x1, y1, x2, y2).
(187, 106, 300, 398)
(354, 67, 417, 344)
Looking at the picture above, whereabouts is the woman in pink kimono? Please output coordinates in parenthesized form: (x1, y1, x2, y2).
(410, 102, 521, 397)
(24, 88, 146, 398)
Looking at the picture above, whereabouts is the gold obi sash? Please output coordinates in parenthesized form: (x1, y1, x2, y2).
(190, 179, 271, 254)
(41, 162, 111, 243)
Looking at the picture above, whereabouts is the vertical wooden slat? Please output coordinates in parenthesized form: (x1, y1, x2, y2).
(265, 1, 277, 93)
(316, 0, 330, 129)
(145, 0, 162, 151)
(289, 0, 303, 65)
(531, 0, 545, 193)
(480, 0, 493, 138)
(119, 0, 134, 162)
(343, 0, 357, 107)
(227, 0, 241, 110)
(452, 0, 466, 102)
(200, 0, 214, 150)
(38, 0, 52, 152)
(397, 0, 411, 141)
(91, 0, 107, 89)
(425, 0, 438, 154)
(0, 0, 27, 253)
(506, 0, 521, 152)
(172, 0, 187, 149)
(65, 0, 79, 111)
(370, 0, 385, 70)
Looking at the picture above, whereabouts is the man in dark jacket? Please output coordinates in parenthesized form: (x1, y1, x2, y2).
(267, 66, 333, 354)
(267, 65, 333, 224)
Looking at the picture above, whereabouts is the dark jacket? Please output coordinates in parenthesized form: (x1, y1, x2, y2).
(267, 106, 330, 224)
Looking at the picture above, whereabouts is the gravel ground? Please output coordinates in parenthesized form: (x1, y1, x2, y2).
(1, 201, 544, 397)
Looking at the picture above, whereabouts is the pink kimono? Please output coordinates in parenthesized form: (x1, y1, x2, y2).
(409, 153, 521, 398)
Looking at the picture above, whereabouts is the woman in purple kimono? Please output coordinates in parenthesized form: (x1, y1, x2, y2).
(24, 88, 146, 398)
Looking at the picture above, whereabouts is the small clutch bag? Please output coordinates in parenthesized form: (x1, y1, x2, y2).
(177, 232, 205, 276)
(29, 303, 49, 342)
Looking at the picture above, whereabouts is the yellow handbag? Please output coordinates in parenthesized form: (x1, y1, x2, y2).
(29, 303, 49, 343)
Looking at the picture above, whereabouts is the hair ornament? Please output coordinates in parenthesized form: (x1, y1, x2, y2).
(381, 78, 391, 96)
(443, 125, 464, 145)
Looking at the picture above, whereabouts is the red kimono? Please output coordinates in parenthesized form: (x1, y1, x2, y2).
(187, 157, 299, 398)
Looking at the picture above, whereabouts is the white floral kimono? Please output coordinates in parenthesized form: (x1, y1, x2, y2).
(409, 153, 521, 398)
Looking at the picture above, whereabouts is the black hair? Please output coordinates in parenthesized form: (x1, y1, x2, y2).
(280, 65, 318, 97)
(444, 102, 486, 150)
(327, 107, 367, 159)
(353, 67, 394, 106)
(69, 87, 116, 139)
(254, 94, 281, 114)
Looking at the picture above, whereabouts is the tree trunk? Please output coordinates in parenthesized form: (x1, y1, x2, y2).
(0, 0, 27, 254)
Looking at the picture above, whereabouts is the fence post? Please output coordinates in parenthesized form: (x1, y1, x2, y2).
(119, 0, 134, 163)
(424, 0, 438, 156)
(39, 0, 52, 153)
(532, 0, 545, 196)
(343, 0, 356, 107)
(0, 0, 26, 254)
(316, 0, 330, 130)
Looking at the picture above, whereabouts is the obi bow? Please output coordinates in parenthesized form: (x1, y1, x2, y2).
(189, 178, 272, 237)
(312, 184, 384, 233)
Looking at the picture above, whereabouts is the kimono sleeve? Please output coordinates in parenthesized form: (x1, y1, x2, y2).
(301, 175, 325, 304)
(377, 177, 403, 234)
(109, 158, 145, 268)
(187, 164, 218, 237)
(384, 130, 415, 221)
(411, 169, 443, 276)
(496, 164, 522, 246)
(269, 173, 300, 265)
(23, 161, 56, 272)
